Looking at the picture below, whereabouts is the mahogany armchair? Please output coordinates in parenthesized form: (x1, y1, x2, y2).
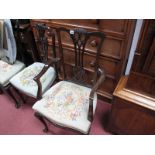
(32, 27, 106, 134)
(9, 24, 60, 104)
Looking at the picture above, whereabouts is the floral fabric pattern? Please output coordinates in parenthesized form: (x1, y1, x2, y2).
(0, 60, 12, 72)
(43, 82, 90, 121)
(19, 65, 47, 86)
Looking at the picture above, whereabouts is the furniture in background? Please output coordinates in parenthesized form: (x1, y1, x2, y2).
(30, 19, 136, 102)
(109, 20, 155, 134)
(0, 20, 25, 108)
(10, 24, 60, 103)
(11, 20, 40, 66)
(32, 27, 106, 134)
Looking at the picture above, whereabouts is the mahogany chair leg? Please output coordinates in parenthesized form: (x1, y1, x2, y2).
(7, 89, 21, 108)
(0, 88, 3, 94)
(13, 86, 26, 104)
(34, 112, 49, 133)
(0, 84, 4, 94)
(0, 84, 21, 108)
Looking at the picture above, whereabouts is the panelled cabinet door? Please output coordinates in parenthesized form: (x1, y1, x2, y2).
(143, 38, 155, 76)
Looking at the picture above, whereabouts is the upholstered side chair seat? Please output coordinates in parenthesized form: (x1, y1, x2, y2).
(10, 62, 56, 98)
(32, 81, 97, 134)
(0, 60, 25, 86)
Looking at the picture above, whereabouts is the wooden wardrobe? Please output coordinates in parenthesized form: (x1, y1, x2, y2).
(30, 19, 136, 102)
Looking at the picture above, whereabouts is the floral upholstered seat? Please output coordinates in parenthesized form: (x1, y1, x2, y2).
(0, 60, 25, 86)
(10, 62, 56, 98)
(32, 81, 97, 134)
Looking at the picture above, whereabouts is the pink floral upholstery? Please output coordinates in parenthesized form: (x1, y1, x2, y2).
(0, 60, 25, 86)
(10, 62, 56, 98)
(33, 81, 97, 134)
(0, 60, 12, 72)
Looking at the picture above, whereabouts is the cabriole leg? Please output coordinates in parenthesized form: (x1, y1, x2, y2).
(34, 112, 48, 133)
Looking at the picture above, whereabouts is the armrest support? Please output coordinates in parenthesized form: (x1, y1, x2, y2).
(33, 57, 60, 99)
(88, 68, 106, 122)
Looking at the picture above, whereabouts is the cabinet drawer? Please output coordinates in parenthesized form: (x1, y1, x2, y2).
(51, 47, 118, 78)
(58, 30, 123, 60)
(49, 19, 100, 29)
(99, 20, 127, 33)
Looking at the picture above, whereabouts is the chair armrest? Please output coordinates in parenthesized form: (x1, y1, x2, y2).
(88, 68, 106, 122)
(33, 57, 60, 99)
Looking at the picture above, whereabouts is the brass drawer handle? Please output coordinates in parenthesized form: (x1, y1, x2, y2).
(90, 40, 98, 47)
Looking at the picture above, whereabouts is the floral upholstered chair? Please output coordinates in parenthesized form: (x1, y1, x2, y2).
(32, 28, 106, 134)
(10, 24, 60, 103)
(0, 19, 25, 108)
(0, 60, 25, 107)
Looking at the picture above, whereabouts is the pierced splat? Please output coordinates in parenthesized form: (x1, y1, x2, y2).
(34, 24, 49, 63)
(57, 27, 105, 86)
(70, 29, 89, 82)
(70, 29, 87, 68)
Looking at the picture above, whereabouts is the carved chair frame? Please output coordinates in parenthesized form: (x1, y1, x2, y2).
(7, 24, 60, 108)
(34, 27, 106, 134)
(32, 24, 60, 100)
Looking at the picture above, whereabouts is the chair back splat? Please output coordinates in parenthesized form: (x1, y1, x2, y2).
(57, 27, 105, 88)
(33, 24, 56, 64)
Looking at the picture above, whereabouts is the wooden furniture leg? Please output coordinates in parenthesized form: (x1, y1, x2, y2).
(11, 85, 27, 104)
(0, 88, 3, 94)
(8, 88, 21, 108)
(0, 84, 22, 108)
(34, 112, 49, 132)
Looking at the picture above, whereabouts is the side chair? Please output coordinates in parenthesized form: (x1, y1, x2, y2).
(0, 19, 25, 108)
(9, 24, 60, 105)
(32, 27, 106, 134)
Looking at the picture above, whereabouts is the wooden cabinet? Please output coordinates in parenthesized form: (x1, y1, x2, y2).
(143, 38, 155, 76)
(30, 19, 136, 102)
(126, 20, 155, 97)
(109, 20, 155, 134)
(109, 76, 155, 135)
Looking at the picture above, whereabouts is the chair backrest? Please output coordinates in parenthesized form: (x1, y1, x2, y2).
(57, 27, 105, 87)
(11, 19, 28, 64)
(0, 19, 17, 64)
(33, 24, 56, 64)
